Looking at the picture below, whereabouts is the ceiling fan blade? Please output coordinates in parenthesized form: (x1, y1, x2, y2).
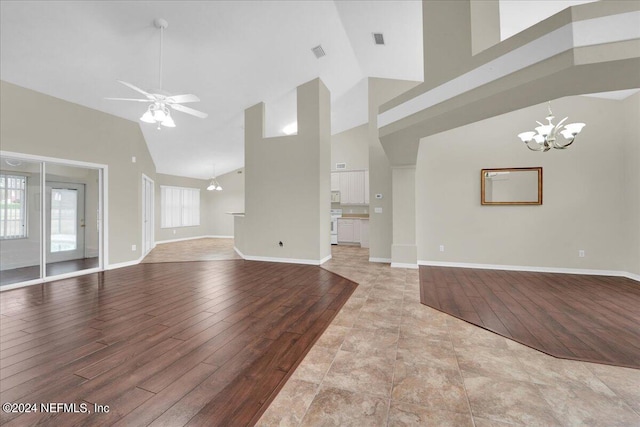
(170, 103, 208, 119)
(166, 94, 200, 104)
(105, 97, 153, 102)
(117, 80, 155, 100)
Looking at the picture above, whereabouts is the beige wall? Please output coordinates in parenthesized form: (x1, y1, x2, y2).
(240, 78, 331, 262)
(417, 94, 639, 275)
(331, 124, 368, 171)
(0, 81, 156, 266)
(368, 78, 422, 261)
(209, 168, 245, 237)
(622, 93, 640, 276)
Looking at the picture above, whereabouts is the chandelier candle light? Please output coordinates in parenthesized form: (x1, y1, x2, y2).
(517, 102, 585, 152)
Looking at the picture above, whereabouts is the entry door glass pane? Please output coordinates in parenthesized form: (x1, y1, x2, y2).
(50, 188, 78, 252)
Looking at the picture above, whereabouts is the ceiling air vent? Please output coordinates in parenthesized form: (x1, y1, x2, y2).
(336, 162, 347, 170)
(373, 33, 385, 45)
(311, 45, 326, 59)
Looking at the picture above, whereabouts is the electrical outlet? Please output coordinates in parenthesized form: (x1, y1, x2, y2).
(131, 244, 137, 251)
(374, 207, 382, 213)
(439, 245, 445, 252)
(173, 230, 177, 235)
(579, 250, 585, 257)
(131, 156, 137, 163)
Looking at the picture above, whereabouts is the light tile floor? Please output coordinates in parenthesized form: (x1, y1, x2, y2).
(142, 238, 240, 263)
(258, 245, 640, 427)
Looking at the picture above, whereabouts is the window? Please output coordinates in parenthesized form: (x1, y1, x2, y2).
(0, 174, 27, 239)
(160, 186, 200, 228)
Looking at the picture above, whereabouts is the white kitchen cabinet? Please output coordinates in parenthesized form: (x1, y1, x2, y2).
(337, 218, 354, 243)
(339, 173, 350, 204)
(336, 170, 368, 205)
(349, 171, 365, 204)
(330, 172, 340, 191)
(337, 218, 365, 245)
(353, 218, 361, 242)
(360, 219, 369, 248)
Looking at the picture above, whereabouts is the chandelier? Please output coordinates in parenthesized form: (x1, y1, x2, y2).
(206, 164, 223, 191)
(517, 102, 585, 152)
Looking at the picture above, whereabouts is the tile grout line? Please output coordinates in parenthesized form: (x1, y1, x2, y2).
(384, 269, 408, 427)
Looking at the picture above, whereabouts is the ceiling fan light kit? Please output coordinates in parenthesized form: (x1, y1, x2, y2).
(106, 18, 207, 129)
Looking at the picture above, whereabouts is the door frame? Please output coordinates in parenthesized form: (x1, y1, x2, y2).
(0, 150, 108, 291)
(141, 174, 155, 257)
(46, 181, 86, 263)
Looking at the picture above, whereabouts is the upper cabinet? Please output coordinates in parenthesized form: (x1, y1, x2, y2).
(335, 170, 369, 205)
(330, 172, 340, 192)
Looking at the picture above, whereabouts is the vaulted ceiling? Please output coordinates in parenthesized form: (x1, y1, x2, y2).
(1, 1, 598, 179)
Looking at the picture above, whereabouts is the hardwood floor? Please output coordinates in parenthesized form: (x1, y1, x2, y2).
(419, 266, 640, 368)
(0, 260, 356, 426)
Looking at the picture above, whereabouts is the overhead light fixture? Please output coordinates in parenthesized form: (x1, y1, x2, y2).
(206, 164, 223, 191)
(517, 102, 585, 152)
(283, 122, 297, 135)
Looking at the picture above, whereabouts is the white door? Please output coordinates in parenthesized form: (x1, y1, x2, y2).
(46, 182, 85, 263)
(142, 175, 154, 256)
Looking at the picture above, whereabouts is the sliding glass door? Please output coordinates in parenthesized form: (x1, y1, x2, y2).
(0, 157, 42, 286)
(0, 154, 104, 288)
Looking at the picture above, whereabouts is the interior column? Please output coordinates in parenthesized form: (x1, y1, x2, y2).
(391, 165, 417, 268)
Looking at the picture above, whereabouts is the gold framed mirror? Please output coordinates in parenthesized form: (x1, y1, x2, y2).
(481, 167, 542, 205)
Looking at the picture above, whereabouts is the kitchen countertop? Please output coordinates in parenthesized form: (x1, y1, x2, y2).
(338, 215, 369, 220)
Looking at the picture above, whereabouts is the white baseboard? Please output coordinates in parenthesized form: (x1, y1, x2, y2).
(107, 257, 143, 270)
(418, 260, 640, 282)
(391, 262, 418, 269)
(234, 246, 245, 259)
(369, 257, 392, 263)
(156, 235, 234, 245)
(235, 250, 331, 266)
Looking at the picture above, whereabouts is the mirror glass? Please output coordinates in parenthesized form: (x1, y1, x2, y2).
(481, 167, 542, 205)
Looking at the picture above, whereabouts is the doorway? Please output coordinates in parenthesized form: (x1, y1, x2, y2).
(0, 153, 105, 288)
(46, 182, 86, 263)
(142, 174, 155, 257)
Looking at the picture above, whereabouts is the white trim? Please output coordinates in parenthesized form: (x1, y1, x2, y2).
(378, 11, 640, 129)
(141, 174, 155, 258)
(107, 257, 143, 270)
(391, 262, 418, 269)
(626, 272, 640, 282)
(0, 150, 108, 170)
(155, 235, 234, 245)
(369, 257, 392, 263)
(319, 254, 332, 265)
(102, 166, 108, 269)
(417, 260, 640, 282)
(236, 253, 330, 266)
(0, 150, 108, 283)
(234, 246, 245, 259)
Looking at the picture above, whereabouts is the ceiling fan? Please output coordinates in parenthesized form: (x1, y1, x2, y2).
(106, 18, 207, 129)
